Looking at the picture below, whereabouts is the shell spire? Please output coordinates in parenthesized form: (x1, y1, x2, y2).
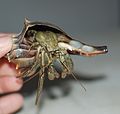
(24, 18, 30, 26)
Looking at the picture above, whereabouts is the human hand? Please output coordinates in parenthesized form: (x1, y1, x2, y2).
(0, 33, 23, 114)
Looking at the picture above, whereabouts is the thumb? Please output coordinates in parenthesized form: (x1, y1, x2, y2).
(0, 34, 13, 58)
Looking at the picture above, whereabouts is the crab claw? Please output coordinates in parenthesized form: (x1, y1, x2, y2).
(58, 39, 108, 56)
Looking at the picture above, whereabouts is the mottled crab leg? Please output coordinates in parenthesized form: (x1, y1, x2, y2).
(60, 53, 73, 78)
(12, 57, 35, 69)
(59, 56, 86, 91)
(48, 64, 60, 80)
(20, 64, 40, 78)
(35, 71, 44, 105)
(11, 43, 31, 50)
(6, 49, 36, 62)
(13, 57, 36, 77)
(21, 46, 42, 77)
(58, 35, 108, 56)
(35, 49, 46, 105)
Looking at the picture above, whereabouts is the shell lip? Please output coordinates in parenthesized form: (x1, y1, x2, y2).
(13, 19, 73, 44)
(67, 45, 108, 56)
(23, 21, 72, 40)
(82, 45, 108, 56)
(25, 21, 68, 34)
(94, 45, 108, 54)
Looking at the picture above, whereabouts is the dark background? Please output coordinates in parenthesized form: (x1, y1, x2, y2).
(0, 0, 119, 33)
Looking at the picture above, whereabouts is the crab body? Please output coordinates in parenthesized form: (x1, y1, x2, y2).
(5, 19, 108, 104)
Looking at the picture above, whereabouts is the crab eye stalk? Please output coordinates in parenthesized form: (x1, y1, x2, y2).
(25, 30, 37, 42)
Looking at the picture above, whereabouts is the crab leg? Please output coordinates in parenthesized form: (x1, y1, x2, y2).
(11, 57, 35, 68)
(35, 48, 46, 105)
(6, 49, 36, 63)
(48, 64, 60, 80)
(20, 46, 41, 77)
(35, 71, 44, 105)
(10, 57, 36, 78)
(14, 57, 36, 77)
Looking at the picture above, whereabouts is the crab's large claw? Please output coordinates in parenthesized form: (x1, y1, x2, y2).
(58, 38, 108, 56)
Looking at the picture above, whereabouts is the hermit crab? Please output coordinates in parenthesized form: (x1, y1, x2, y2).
(5, 19, 108, 105)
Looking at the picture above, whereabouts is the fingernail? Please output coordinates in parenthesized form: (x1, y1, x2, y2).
(0, 35, 12, 58)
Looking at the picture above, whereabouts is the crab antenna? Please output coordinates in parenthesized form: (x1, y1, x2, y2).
(71, 72, 86, 91)
(60, 60, 86, 91)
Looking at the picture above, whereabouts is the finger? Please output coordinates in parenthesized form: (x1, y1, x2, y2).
(0, 58, 18, 77)
(0, 34, 13, 58)
(0, 93, 23, 114)
(0, 33, 13, 37)
(0, 76, 23, 94)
